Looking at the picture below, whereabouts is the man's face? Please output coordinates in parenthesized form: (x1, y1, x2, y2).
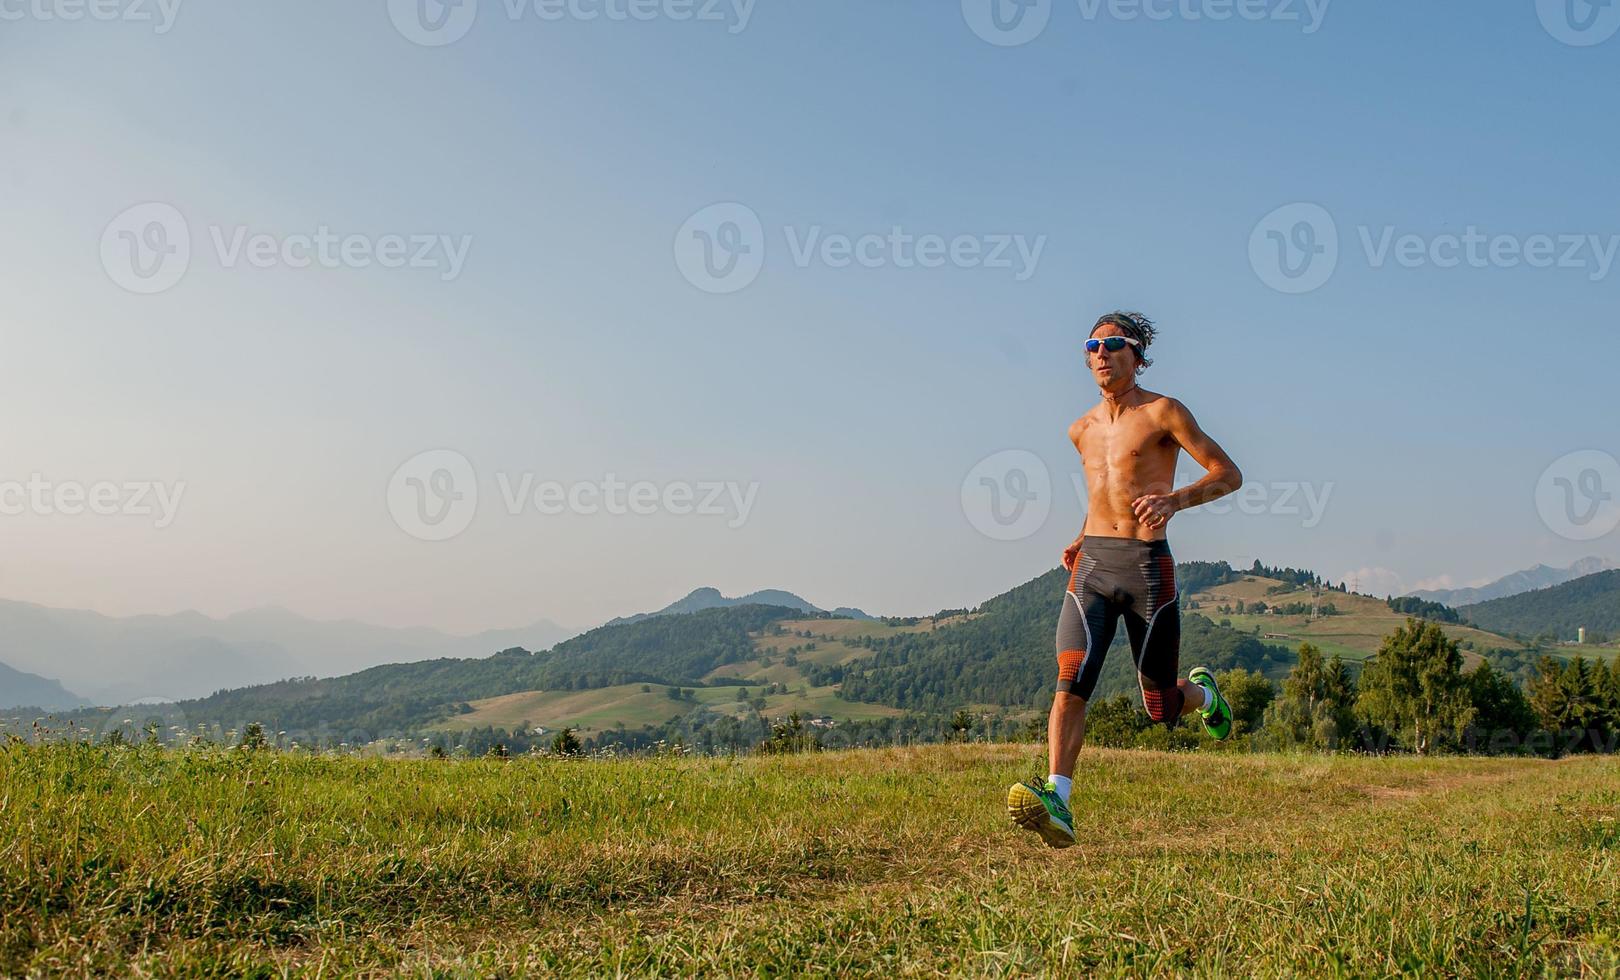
(1087, 324, 1138, 386)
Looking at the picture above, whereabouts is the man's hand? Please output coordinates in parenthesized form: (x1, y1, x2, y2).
(1062, 538, 1084, 572)
(1132, 493, 1177, 530)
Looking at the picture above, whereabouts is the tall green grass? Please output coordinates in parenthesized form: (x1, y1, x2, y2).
(3, 738, 1616, 976)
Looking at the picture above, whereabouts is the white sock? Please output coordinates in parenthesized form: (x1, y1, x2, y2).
(1198, 682, 1218, 713)
(1046, 773, 1072, 803)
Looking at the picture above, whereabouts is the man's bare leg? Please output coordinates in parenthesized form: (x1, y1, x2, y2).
(1048, 690, 1089, 777)
(1175, 678, 1206, 717)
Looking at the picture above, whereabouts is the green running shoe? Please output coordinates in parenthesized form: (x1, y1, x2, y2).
(1006, 778, 1076, 849)
(1189, 666, 1232, 740)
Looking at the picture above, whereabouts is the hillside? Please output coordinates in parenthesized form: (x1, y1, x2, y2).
(1185, 576, 1525, 665)
(5, 741, 1615, 975)
(1460, 569, 1620, 643)
(438, 615, 934, 736)
(0, 661, 88, 711)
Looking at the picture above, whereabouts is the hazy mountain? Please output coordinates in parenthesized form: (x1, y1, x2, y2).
(0, 660, 89, 711)
(0, 599, 574, 706)
(1408, 557, 1617, 607)
(605, 587, 873, 626)
(1458, 569, 1620, 643)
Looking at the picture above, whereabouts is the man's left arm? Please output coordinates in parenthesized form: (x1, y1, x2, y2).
(1132, 399, 1244, 528)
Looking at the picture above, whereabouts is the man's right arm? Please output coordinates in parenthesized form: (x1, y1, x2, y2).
(1062, 418, 1086, 570)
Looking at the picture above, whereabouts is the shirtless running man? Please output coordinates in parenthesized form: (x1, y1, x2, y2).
(1007, 311, 1245, 848)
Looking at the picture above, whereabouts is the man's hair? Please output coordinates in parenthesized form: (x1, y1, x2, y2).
(1090, 311, 1156, 372)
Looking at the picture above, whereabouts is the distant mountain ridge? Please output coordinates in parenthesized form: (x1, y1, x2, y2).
(0, 659, 89, 711)
(605, 587, 873, 627)
(1459, 569, 1620, 643)
(1408, 557, 1617, 607)
(0, 598, 574, 706)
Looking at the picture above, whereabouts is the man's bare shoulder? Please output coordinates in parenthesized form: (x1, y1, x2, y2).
(1141, 390, 1189, 419)
(1068, 403, 1105, 443)
(1067, 415, 1089, 447)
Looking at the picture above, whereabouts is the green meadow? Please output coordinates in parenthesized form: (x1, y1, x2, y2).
(4, 739, 1617, 977)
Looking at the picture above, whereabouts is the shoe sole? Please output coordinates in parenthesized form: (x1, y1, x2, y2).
(1006, 782, 1076, 849)
(1189, 666, 1232, 741)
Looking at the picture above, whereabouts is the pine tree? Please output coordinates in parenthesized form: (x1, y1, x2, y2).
(551, 727, 582, 756)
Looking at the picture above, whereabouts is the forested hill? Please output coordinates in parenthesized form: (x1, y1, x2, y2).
(1461, 570, 1620, 643)
(838, 563, 1293, 712)
(57, 604, 801, 737)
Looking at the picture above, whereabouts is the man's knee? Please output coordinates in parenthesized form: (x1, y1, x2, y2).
(1140, 685, 1184, 726)
(1052, 689, 1088, 717)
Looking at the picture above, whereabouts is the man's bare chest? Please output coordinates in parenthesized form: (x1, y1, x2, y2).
(1077, 417, 1175, 465)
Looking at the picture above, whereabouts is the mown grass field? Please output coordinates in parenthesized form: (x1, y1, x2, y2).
(436, 679, 903, 734)
(4, 740, 1617, 977)
(433, 684, 742, 734)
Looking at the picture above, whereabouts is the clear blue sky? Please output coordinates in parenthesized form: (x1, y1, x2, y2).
(2, 0, 1617, 630)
